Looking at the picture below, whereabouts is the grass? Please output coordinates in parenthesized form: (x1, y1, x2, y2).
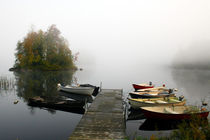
(170, 117, 210, 140)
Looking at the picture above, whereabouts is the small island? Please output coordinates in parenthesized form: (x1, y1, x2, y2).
(10, 25, 77, 71)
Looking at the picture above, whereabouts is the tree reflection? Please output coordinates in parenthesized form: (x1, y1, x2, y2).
(14, 70, 75, 101)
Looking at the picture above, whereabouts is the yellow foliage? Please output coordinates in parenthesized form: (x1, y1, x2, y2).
(150, 134, 156, 140)
(14, 25, 76, 70)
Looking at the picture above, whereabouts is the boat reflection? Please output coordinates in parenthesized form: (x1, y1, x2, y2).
(139, 119, 181, 131)
(13, 70, 91, 115)
(127, 109, 146, 121)
(28, 103, 85, 114)
(29, 104, 85, 114)
(139, 118, 209, 131)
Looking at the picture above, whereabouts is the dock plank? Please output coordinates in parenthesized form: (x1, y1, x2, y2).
(69, 89, 126, 140)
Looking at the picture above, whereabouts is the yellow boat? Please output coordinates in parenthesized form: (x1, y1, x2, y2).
(128, 97, 186, 109)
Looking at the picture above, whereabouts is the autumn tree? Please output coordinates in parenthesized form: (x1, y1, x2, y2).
(14, 25, 76, 70)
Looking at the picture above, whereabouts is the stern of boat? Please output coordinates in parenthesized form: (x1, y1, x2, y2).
(57, 83, 61, 91)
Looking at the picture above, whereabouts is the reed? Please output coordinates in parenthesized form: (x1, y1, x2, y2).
(170, 116, 210, 140)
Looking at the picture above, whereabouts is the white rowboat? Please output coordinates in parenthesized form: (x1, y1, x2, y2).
(128, 97, 186, 109)
(57, 83, 95, 96)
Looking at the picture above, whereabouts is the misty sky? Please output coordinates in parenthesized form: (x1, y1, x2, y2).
(1, 0, 210, 73)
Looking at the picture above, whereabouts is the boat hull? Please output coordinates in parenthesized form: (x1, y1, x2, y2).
(141, 106, 209, 120)
(129, 92, 175, 98)
(128, 98, 186, 109)
(58, 85, 94, 96)
(133, 84, 154, 91)
(59, 91, 93, 103)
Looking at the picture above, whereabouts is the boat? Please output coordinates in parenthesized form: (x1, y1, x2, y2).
(132, 82, 154, 91)
(129, 91, 176, 98)
(78, 84, 100, 96)
(129, 86, 178, 98)
(137, 87, 175, 92)
(59, 91, 93, 103)
(129, 91, 162, 98)
(28, 96, 86, 114)
(140, 106, 209, 120)
(57, 83, 95, 96)
(128, 97, 186, 109)
(137, 92, 176, 98)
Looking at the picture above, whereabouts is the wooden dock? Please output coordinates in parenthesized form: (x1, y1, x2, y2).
(69, 89, 126, 140)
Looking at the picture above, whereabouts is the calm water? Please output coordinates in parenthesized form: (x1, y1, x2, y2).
(0, 65, 210, 140)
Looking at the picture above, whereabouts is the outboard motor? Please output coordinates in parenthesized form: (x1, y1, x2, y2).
(168, 89, 173, 94)
(201, 101, 208, 111)
(202, 102, 208, 106)
(57, 83, 61, 91)
(179, 95, 184, 101)
(149, 81, 152, 86)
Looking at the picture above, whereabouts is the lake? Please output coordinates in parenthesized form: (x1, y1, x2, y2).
(0, 65, 210, 140)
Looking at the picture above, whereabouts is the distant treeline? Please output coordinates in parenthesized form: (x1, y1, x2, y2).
(12, 25, 76, 71)
(172, 42, 210, 70)
(172, 63, 210, 70)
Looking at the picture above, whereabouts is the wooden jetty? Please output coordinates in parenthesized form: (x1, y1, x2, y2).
(69, 89, 126, 140)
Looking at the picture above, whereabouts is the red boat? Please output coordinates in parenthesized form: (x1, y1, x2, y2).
(140, 106, 209, 120)
(132, 82, 154, 91)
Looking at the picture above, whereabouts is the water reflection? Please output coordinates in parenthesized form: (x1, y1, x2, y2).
(127, 109, 145, 121)
(0, 71, 86, 140)
(171, 69, 210, 106)
(139, 118, 209, 131)
(0, 76, 15, 91)
(12, 70, 90, 115)
(139, 119, 181, 131)
(14, 70, 75, 100)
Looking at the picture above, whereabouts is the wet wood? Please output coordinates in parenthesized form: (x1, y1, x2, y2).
(69, 89, 126, 140)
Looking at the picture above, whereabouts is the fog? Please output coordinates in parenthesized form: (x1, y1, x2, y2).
(173, 41, 210, 69)
(1, 0, 210, 73)
(1, 1, 210, 138)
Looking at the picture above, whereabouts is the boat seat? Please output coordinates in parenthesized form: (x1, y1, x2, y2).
(169, 99, 181, 103)
(144, 101, 155, 104)
(164, 107, 179, 114)
(156, 100, 167, 104)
